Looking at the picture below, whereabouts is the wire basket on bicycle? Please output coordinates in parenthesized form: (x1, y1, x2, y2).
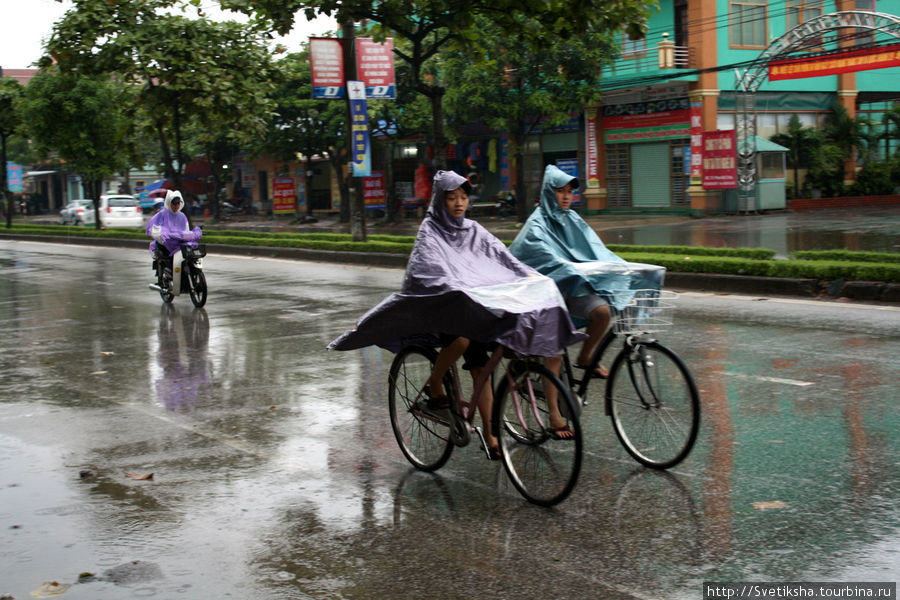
(610, 289, 678, 335)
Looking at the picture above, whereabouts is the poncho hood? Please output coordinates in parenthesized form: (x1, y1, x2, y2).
(164, 189, 184, 214)
(426, 170, 474, 232)
(509, 165, 664, 309)
(328, 169, 585, 356)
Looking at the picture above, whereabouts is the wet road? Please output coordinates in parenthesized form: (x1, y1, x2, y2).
(1, 240, 898, 600)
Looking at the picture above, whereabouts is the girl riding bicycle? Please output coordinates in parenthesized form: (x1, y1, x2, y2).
(329, 170, 585, 458)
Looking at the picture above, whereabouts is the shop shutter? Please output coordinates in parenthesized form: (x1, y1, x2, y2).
(630, 143, 671, 207)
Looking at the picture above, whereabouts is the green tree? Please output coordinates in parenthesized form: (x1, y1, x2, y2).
(770, 115, 820, 199)
(443, 18, 618, 220)
(19, 69, 131, 229)
(255, 51, 347, 221)
(44, 2, 279, 200)
(0, 77, 25, 228)
(879, 104, 900, 158)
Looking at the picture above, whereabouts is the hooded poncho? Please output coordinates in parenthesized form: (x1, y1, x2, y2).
(328, 170, 585, 356)
(146, 190, 202, 255)
(508, 165, 665, 311)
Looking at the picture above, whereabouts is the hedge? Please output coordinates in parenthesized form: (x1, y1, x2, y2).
(790, 249, 900, 264)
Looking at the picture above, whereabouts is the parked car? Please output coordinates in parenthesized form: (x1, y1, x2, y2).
(98, 193, 143, 228)
(58, 199, 95, 225)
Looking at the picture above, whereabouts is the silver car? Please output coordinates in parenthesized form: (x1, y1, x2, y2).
(99, 194, 143, 228)
(58, 199, 95, 225)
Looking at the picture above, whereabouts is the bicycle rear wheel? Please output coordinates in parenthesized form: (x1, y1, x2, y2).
(495, 361, 582, 507)
(607, 341, 700, 469)
(388, 346, 454, 471)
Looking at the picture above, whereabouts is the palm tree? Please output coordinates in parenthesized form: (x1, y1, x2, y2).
(880, 104, 900, 158)
(770, 115, 820, 197)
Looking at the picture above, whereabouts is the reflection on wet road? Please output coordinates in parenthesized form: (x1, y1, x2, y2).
(0, 240, 898, 599)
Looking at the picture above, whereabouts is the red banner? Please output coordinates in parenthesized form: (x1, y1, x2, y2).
(769, 43, 900, 81)
(309, 37, 345, 99)
(355, 38, 396, 99)
(585, 108, 600, 188)
(363, 172, 386, 209)
(689, 103, 703, 182)
(273, 178, 296, 214)
(702, 131, 737, 189)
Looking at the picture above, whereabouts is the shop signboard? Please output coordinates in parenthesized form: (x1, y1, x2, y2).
(701, 130, 737, 189)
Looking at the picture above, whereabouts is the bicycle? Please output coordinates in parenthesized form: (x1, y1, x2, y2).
(388, 343, 583, 507)
(559, 289, 700, 470)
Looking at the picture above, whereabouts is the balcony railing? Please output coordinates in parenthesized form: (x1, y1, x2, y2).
(603, 39, 693, 76)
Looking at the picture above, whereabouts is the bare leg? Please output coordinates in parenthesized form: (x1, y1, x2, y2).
(469, 365, 497, 450)
(576, 304, 611, 377)
(427, 337, 469, 398)
(543, 355, 573, 436)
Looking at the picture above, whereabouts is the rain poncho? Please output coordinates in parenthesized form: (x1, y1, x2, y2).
(328, 170, 585, 356)
(146, 190, 202, 255)
(509, 165, 664, 311)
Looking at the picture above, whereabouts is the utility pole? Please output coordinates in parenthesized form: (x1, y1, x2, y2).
(342, 20, 366, 242)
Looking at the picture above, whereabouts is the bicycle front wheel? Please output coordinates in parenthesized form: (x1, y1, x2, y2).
(388, 346, 454, 471)
(495, 361, 582, 507)
(607, 341, 700, 469)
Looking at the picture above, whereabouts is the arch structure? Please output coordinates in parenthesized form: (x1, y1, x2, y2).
(733, 11, 900, 211)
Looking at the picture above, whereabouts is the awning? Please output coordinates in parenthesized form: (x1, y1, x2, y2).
(135, 179, 170, 192)
(24, 170, 57, 177)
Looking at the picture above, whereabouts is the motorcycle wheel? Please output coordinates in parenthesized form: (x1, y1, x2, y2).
(157, 263, 174, 303)
(189, 267, 207, 308)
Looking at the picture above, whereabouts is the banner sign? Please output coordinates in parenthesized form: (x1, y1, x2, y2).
(689, 102, 703, 184)
(272, 177, 296, 214)
(363, 171, 386, 209)
(701, 130, 737, 189)
(355, 38, 396, 99)
(585, 108, 600, 188)
(348, 81, 372, 177)
(769, 43, 900, 81)
(310, 37, 345, 99)
(603, 97, 690, 144)
(6, 162, 23, 193)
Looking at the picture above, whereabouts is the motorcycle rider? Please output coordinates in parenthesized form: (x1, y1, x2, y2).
(146, 189, 203, 275)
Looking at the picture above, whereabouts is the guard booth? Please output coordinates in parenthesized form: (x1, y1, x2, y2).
(725, 136, 787, 213)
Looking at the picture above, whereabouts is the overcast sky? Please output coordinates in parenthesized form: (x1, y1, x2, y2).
(0, 0, 337, 69)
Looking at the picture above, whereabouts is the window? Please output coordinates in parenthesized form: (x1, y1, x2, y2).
(605, 146, 631, 207)
(854, 0, 876, 46)
(623, 30, 646, 58)
(786, 0, 823, 48)
(730, 0, 768, 48)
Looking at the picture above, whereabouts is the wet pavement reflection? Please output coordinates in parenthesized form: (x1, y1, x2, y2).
(0, 240, 898, 600)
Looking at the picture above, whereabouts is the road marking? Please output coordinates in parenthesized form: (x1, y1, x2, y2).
(728, 372, 815, 386)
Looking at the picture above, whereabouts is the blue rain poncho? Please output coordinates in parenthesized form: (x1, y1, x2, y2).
(509, 165, 664, 311)
(146, 190, 202, 256)
(328, 170, 585, 356)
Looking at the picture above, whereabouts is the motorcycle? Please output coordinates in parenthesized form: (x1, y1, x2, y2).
(149, 244, 208, 307)
(495, 191, 516, 217)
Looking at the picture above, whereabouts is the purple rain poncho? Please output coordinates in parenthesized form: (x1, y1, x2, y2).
(508, 165, 665, 311)
(146, 190, 202, 255)
(328, 170, 585, 356)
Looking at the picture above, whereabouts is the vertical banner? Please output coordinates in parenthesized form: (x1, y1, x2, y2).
(310, 37, 345, 99)
(348, 80, 371, 177)
(689, 102, 703, 185)
(272, 178, 296, 214)
(585, 108, 600, 188)
(702, 130, 737, 189)
(355, 38, 396, 99)
(363, 171, 386, 209)
(6, 162, 24, 193)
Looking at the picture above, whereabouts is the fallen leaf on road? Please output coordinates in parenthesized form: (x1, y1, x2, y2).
(752, 500, 787, 510)
(30, 581, 71, 598)
(125, 472, 154, 480)
(89, 371, 108, 375)
(100, 351, 115, 356)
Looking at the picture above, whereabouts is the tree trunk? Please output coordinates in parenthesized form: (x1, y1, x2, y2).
(429, 90, 447, 171)
(1, 133, 11, 228)
(383, 141, 397, 224)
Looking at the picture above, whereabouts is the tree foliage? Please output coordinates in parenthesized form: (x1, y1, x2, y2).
(443, 17, 618, 219)
(44, 0, 280, 202)
(19, 68, 132, 228)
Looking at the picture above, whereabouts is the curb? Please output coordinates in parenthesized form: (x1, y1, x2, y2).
(2, 233, 895, 303)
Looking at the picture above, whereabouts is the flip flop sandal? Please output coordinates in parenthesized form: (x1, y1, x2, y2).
(574, 363, 609, 379)
(549, 424, 576, 440)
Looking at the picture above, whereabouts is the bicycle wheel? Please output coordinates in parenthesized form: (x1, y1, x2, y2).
(607, 341, 700, 469)
(495, 361, 582, 507)
(388, 346, 454, 471)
